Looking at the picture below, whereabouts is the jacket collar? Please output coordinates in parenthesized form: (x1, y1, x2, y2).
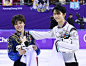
(58, 20, 67, 28)
(15, 30, 26, 37)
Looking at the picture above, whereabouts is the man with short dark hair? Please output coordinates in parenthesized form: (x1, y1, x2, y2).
(29, 4, 79, 66)
(7, 14, 40, 66)
(67, 14, 74, 26)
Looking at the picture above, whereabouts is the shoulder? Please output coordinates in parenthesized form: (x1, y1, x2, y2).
(66, 22, 76, 32)
(26, 31, 31, 36)
(68, 23, 76, 32)
(8, 33, 17, 40)
(26, 31, 34, 39)
(52, 25, 58, 30)
(8, 34, 14, 39)
(7, 34, 15, 43)
(66, 23, 78, 36)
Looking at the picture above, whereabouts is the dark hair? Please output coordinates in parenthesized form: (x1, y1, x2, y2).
(69, 14, 72, 16)
(52, 4, 66, 15)
(11, 14, 25, 26)
(5, 0, 10, 2)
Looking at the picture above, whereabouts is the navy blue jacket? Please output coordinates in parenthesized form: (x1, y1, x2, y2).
(7, 31, 40, 61)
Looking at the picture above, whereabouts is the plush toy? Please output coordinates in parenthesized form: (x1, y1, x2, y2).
(16, 41, 37, 66)
(16, 41, 30, 52)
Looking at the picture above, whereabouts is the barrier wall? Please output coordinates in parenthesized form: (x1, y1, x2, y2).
(0, 5, 86, 29)
(0, 29, 86, 49)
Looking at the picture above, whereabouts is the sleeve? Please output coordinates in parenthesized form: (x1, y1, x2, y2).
(57, 30, 79, 52)
(29, 29, 55, 40)
(35, 47, 40, 55)
(7, 37, 21, 61)
(31, 36, 40, 55)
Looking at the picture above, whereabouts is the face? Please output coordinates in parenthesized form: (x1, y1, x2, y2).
(69, 15, 73, 18)
(6, 0, 10, 4)
(14, 21, 25, 32)
(53, 10, 66, 23)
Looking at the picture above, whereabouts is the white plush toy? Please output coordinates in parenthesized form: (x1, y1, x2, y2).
(16, 41, 30, 52)
(16, 41, 37, 66)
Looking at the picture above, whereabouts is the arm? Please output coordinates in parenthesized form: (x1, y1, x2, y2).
(29, 29, 55, 40)
(57, 30, 79, 52)
(7, 37, 21, 61)
(31, 36, 40, 55)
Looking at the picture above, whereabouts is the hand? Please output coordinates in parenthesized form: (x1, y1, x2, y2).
(32, 45, 37, 50)
(19, 47, 26, 55)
